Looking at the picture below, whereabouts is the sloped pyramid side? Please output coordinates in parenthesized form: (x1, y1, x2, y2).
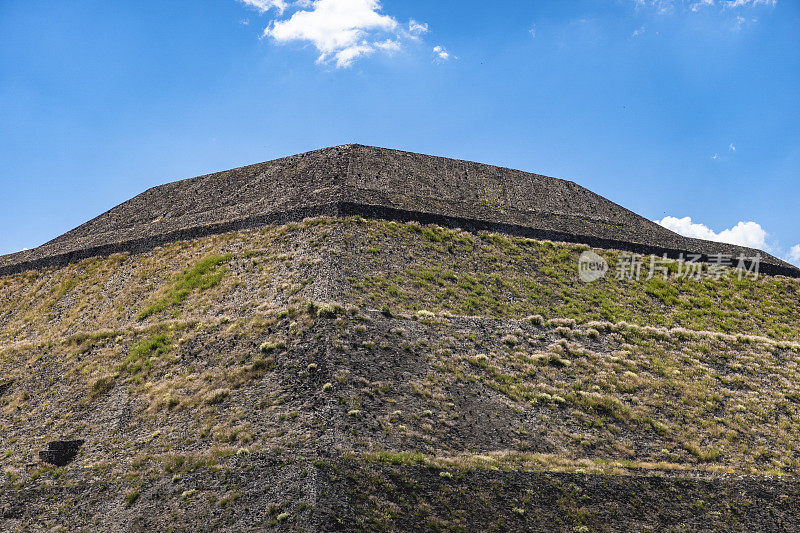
(2, 216, 800, 530)
(339, 146, 791, 271)
(0, 144, 796, 277)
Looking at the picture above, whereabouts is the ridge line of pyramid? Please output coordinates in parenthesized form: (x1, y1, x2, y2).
(146, 144, 575, 192)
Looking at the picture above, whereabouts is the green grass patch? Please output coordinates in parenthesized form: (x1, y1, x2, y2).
(644, 278, 680, 306)
(365, 451, 428, 466)
(138, 253, 232, 320)
(341, 219, 800, 341)
(87, 375, 115, 401)
(120, 334, 171, 377)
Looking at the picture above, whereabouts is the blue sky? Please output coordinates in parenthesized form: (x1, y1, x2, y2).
(1, 0, 798, 263)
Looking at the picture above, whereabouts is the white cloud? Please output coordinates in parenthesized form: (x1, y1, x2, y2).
(333, 42, 375, 66)
(634, 0, 676, 15)
(529, 26, 537, 38)
(632, 26, 646, 37)
(408, 19, 428, 36)
(658, 216, 800, 263)
(374, 39, 401, 52)
(712, 153, 720, 160)
(788, 245, 800, 266)
(433, 45, 450, 61)
(253, 0, 437, 68)
(240, 0, 288, 13)
(691, 0, 715, 11)
(725, 0, 776, 8)
(265, 0, 398, 67)
(656, 216, 769, 249)
(635, 0, 776, 13)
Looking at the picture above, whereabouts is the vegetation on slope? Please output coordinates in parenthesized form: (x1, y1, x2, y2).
(1, 217, 799, 530)
(137, 253, 232, 320)
(340, 218, 800, 340)
(0, 217, 797, 347)
(2, 306, 799, 481)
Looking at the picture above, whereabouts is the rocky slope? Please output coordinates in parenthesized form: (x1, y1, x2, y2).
(1, 217, 799, 531)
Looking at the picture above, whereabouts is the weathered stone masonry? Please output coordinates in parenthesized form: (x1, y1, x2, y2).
(2, 144, 797, 277)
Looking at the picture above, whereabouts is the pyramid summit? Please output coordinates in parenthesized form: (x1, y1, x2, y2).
(1, 144, 797, 277)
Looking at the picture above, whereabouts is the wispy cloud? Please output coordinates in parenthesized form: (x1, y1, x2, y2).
(242, 0, 444, 68)
(634, 0, 777, 13)
(408, 19, 429, 37)
(632, 0, 773, 35)
(374, 39, 401, 52)
(691, 0, 715, 12)
(724, 0, 777, 8)
(710, 143, 735, 159)
(634, 0, 676, 15)
(239, 0, 288, 14)
(433, 45, 451, 61)
(788, 244, 800, 266)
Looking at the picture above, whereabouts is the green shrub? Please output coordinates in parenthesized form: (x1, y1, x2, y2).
(316, 303, 342, 318)
(88, 375, 115, 400)
(124, 489, 140, 508)
(260, 340, 285, 353)
(203, 388, 230, 405)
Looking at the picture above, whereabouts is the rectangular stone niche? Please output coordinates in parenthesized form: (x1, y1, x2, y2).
(38, 440, 84, 467)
